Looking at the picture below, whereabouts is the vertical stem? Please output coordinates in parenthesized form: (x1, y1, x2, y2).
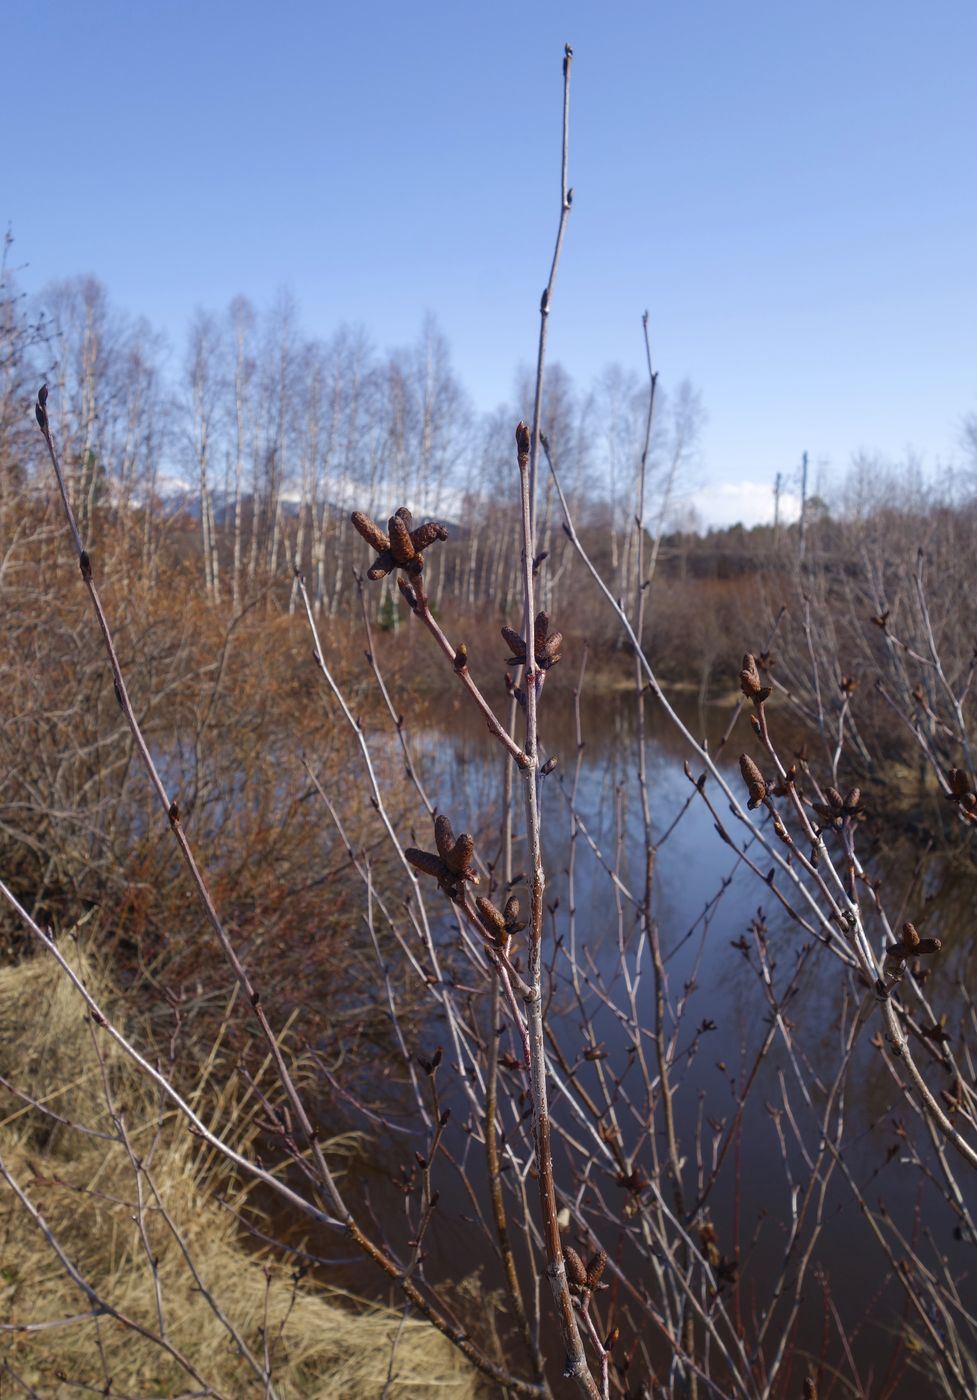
(516, 430, 596, 1397)
(528, 44, 574, 541)
(511, 41, 600, 1398)
(633, 315, 696, 1395)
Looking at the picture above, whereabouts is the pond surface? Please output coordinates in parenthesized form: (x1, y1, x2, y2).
(329, 670, 976, 1394)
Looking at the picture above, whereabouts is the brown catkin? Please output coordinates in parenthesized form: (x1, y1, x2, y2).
(533, 611, 550, 654)
(445, 831, 475, 877)
(411, 521, 448, 551)
(739, 653, 763, 700)
(739, 754, 766, 809)
(475, 896, 506, 936)
(501, 625, 526, 659)
(405, 848, 448, 881)
(350, 511, 390, 552)
(388, 514, 416, 566)
(367, 549, 396, 580)
(434, 814, 455, 863)
(564, 1247, 587, 1288)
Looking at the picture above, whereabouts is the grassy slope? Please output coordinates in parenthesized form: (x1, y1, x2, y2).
(0, 947, 482, 1399)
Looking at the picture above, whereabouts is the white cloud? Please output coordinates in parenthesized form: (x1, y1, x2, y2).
(690, 480, 801, 531)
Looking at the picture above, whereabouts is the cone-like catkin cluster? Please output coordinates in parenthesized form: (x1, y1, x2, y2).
(405, 813, 479, 901)
(563, 1245, 608, 1294)
(946, 766, 977, 811)
(885, 920, 942, 972)
(811, 786, 862, 828)
(351, 506, 448, 580)
(474, 893, 526, 949)
(501, 611, 563, 671)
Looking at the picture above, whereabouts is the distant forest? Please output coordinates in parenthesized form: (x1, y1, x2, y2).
(4, 236, 977, 701)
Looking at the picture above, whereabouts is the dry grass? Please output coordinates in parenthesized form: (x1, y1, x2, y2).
(0, 946, 482, 1399)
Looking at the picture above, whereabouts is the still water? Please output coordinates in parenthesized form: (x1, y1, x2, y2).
(421, 676, 970, 1386)
(332, 673, 975, 1394)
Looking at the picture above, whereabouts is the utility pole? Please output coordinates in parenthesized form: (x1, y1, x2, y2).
(773, 470, 782, 539)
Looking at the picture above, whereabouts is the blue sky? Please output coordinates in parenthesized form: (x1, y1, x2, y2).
(5, 2, 976, 525)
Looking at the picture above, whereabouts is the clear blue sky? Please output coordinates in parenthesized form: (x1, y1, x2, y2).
(5, 1, 976, 522)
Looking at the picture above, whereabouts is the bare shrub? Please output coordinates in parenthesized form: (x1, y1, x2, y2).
(3, 45, 976, 1400)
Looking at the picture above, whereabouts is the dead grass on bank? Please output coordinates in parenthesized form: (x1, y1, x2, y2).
(0, 947, 482, 1399)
